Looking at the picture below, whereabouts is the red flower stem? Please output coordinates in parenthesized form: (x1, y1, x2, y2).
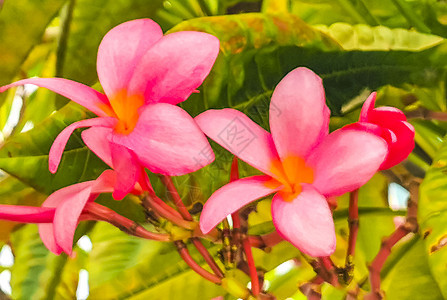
(159, 175, 224, 278)
(242, 238, 261, 296)
(174, 240, 222, 284)
(191, 238, 224, 278)
(230, 157, 260, 296)
(248, 231, 283, 249)
(368, 227, 410, 296)
(143, 194, 196, 229)
(159, 175, 192, 221)
(345, 189, 359, 278)
(317, 257, 339, 286)
(147, 189, 183, 219)
(366, 181, 419, 299)
(84, 202, 170, 242)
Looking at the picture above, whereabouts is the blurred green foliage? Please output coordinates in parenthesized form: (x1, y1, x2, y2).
(1, 0, 447, 299)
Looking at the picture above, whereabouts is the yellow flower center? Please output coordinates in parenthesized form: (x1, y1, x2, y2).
(107, 90, 145, 135)
(268, 155, 314, 202)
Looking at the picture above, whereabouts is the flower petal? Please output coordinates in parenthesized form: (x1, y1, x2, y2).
(0, 78, 112, 117)
(0, 205, 55, 223)
(110, 143, 140, 200)
(269, 67, 330, 160)
(53, 183, 94, 255)
(91, 169, 117, 194)
(112, 103, 213, 175)
(40, 181, 94, 255)
(38, 224, 63, 255)
(359, 92, 377, 122)
(81, 126, 114, 167)
(49, 117, 116, 173)
(307, 128, 388, 197)
(377, 120, 415, 169)
(196, 109, 282, 179)
(97, 19, 163, 98)
(271, 184, 336, 257)
(128, 31, 220, 105)
(200, 175, 281, 233)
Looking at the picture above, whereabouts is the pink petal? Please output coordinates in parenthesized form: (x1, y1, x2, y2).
(200, 175, 281, 233)
(271, 184, 336, 257)
(81, 126, 114, 167)
(128, 31, 220, 105)
(49, 117, 116, 173)
(307, 128, 388, 197)
(370, 106, 406, 122)
(97, 19, 163, 99)
(110, 143, 140, 200)
(359, 92, 377, 122)
(38, 224, 63, 255)
(195, 109, 282, 179)
(91, 169, 117, 194)
(53, 183, 94, 255)
(377, 120, 415, 169)
(40, 181, 94, 255)
(112, 103, 214, 175)
(0, 205, 55, 223)
(269, 68, 330, 161)
(0, 78, 112, 117)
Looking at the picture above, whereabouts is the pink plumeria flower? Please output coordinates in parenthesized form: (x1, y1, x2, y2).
(0, 19, 220, 199)
(0, 169, 144, 255)
(348, 92, 415, 170)
(196, 67, 388, 257)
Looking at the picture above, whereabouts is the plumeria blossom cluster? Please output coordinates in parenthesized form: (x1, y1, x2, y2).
(0, 18, 414, 265)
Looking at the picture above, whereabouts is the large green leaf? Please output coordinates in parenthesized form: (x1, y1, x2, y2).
(0, 103, 107, 195)
(0, 0, 66, 88)
(171, 13, 446, 117)
(315, 23, 444, 51)
(418, 135, 447, 297)
(381, 236, 444, 299)
(87, 222, 224, 299)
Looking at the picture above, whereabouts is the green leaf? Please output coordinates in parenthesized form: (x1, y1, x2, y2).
(0, 103, 108, 194)
(86, 222, 224, 299)
(0, 0, 66, 88)
(171, 13, 446, 117)
(381, 236, 444, 299)
(9, 224, 87, 299)
(418, 135, 447, 297)
(315, 23, 444, 51)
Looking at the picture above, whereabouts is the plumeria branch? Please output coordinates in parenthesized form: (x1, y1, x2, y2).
(405, 107, 447, 121)
(84, 202, 171, 242)
(159, 175, 224, 279)
(142, 193, 196, 229)
(248, 231, 283, 249)
(343, 188, 359, 283)
(231, 157, 261, 296)
(174, 240, 222, 284)
(366, 181, 419, 299)
(299, 276, 323, 300)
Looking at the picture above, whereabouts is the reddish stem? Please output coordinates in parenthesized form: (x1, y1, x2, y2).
(230, 157, 260, 296)
(84, 202, 171, 242)
(191, 238, 224, 278)
(160, 175, 224, 278)
(248, 231, 283, 249)
(368, 226, 412, 299)
(143, 194, 195, 229)
(243, 238, 261, 296)
(175, 241, 221, 284)
(347, 189, 359, 258)
(159, 175, 192, 221)
(366, 181, 419, 299)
